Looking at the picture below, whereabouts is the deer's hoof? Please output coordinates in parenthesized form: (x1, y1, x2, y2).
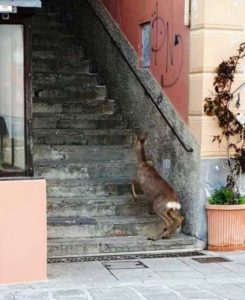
(148, 236, 158, 241)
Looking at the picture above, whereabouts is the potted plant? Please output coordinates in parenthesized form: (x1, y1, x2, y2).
(206, 187, 245, 251)
(204, 42, 245, 251)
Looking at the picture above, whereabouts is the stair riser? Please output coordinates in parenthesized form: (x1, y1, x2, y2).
(32, 47, 84, 60)
(33, 118, 124, 130)
(33, 146, 135, 162)
(33, 74, 98, 87)
(33, 58, 81, 70)
(35, 163, 137, 180)
(33, 61, 90, 74)
(48, 203, 150, 218)
(48, 238, 198, 257)
(47, 182, 131, 198)
(33, 36, 74, 48)
(32, 25, 67, 35)
(33, 101, 115, 115)
(33, 133, 132, 146)
(32, 14, 60, 25)
(33, 87, 106, 99)
(48, 222, 158, 239)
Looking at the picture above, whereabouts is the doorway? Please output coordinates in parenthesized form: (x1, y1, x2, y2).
(0, 14, 32, 177)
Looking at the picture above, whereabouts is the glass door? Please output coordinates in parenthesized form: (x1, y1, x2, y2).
(0, 24, 28, 176)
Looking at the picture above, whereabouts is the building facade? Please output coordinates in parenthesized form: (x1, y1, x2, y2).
(1, 0, 245, 284)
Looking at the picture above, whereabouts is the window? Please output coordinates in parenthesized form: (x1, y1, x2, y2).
(141, 22, 151, 68)
(0, 14, 32, 177)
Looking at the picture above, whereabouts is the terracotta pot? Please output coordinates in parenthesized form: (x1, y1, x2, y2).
(206, 204, 245, 251)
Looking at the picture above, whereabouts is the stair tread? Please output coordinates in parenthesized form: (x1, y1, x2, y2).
(48, 233, 198, 246)
(33, 98, 114, 103)
(48, 195, 144, 203)
(47, 234, 204, 257)
(34, 84, 105, 90)
(35, 160, 135, 166)
(33, 128, 133, 134)
(33, 113, 121, 119)
(34, 144, 133, 150)
(33, 71, 97, 77)
(48, 215, 160, 225)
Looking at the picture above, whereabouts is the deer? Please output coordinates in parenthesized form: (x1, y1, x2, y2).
(131, 134, 184, 240)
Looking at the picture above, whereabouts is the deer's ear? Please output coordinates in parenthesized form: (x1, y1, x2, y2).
(139, 132, 148, 142)
(133, 134, 138, 144)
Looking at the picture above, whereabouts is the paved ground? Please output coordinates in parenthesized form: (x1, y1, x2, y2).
(1, 251, 245, 299)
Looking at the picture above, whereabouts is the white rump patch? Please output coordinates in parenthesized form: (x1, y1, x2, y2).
(166, 202, 181, 210)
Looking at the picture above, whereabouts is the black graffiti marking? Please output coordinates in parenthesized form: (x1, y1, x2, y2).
(161, 34, 184, 88)
(151, 1, 184, 88)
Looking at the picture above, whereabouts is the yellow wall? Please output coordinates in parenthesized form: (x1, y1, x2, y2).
(189, 0, 245, 157)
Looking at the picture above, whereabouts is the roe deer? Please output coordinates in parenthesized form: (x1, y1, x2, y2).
(131, 134, 184, 240)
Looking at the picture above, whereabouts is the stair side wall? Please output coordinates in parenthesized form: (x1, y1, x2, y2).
(55, 0, 202, 239)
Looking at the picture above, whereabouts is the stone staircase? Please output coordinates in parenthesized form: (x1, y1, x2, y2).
(32, 6, 203, 257)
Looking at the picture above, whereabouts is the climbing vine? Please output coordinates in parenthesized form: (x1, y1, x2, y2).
(204, 42, 245, 189)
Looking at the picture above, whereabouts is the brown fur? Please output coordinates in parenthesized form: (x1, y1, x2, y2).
(132, 134, 184, 240)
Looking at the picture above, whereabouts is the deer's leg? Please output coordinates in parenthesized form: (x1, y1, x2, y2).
(149, 208, 173, 240)
(148, 219, 168, 241)
(163, 210, 184, 238)
(131, 178, 139, 202)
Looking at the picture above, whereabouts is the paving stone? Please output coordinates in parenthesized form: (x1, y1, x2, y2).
(179, 291, 221, 299)
(158, 271, 205, 280)
(145, 294, 182, 300)
(141, 258, 194, 272)
(52, 289, 87, 299)
(109, 268, 162, 282)
(199, 283, 245, 300)
(89, 287, 144, 300)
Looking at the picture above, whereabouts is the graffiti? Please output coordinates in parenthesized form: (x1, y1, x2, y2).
(151, 0, 184, 88)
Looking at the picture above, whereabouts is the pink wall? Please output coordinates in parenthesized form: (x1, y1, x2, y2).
(101, 0, 189, 122)
(0, 179, 47, 284)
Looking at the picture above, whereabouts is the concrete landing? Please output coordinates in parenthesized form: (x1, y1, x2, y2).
(1, 251, 245, 299)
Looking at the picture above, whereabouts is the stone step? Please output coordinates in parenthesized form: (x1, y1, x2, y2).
(32, 23, 67, 35)
(33, 72, 98, 88)
(33, 96, 109, 104)
(33, 129, 133, 146)
(33, 114, 124, 130)
(48, 234, 204, 257)
(33, 145, 135, 162)
(32, 46, 84, 60)
(47, 215, 161, 239)
(32, 33, 74, 48)
(35, 161, 137, 180)
(46, 178, 132, 198)
(32, 13, 59, 26)
(33, 59, 90, 74)
(47, 195, 149, 218)
(33, 85, 107, 99)
(33, 99, 116, 114)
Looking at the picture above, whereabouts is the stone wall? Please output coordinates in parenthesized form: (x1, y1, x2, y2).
(54, 0, 202, 238)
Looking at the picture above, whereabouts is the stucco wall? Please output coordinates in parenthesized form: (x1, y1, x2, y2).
(189, 0, 245, 158)
(101, 0, 190, 123)
(189, 0, 245, 240)
(0, 179, 47, 284)
(56, 0, 201, 238)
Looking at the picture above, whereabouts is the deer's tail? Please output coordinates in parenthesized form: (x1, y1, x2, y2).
(166, 202, 181, 210)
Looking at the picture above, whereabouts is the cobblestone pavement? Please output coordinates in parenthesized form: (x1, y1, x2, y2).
(1, 251, 245, 300)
